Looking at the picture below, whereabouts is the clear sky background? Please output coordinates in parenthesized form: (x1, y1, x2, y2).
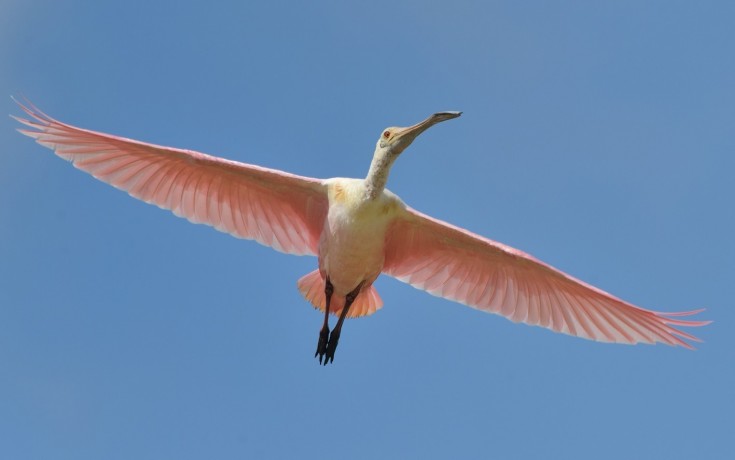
(1, 1, 733, 459)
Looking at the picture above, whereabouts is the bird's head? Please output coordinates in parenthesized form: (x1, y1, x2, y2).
(365, 111, 462, 199)
(375, 111, 462, 156)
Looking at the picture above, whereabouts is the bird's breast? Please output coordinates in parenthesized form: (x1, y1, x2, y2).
(318, 179, 403, 295)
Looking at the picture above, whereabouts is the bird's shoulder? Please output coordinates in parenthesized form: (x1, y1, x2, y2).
(323, 178, 405, 217)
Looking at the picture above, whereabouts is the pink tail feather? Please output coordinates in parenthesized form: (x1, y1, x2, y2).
(297, 270, 383, 318)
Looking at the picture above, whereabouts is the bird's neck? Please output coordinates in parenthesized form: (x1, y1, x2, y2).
(364, 151, 396, 201)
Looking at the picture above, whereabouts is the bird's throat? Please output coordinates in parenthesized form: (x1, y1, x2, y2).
(364, 152, 396, 201)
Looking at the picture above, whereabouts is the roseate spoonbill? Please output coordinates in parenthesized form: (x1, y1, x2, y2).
(13, 100, 709, 365)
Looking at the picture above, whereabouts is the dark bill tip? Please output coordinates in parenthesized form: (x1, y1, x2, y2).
(428, 111, 462, 123)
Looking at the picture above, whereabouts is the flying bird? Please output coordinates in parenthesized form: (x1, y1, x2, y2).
(13, 100, 709, 364)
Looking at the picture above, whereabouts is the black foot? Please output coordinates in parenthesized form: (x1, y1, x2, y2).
(315, 326, 329, 364)
(324, 330, 341, 365)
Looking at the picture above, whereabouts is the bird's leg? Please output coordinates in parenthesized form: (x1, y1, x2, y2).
(315, 278, 334, 364)
(324, 281, 364, 365)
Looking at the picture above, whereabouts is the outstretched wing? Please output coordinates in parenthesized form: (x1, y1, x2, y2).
(383, 206, 709, 348)
(13, 100, 328, 255)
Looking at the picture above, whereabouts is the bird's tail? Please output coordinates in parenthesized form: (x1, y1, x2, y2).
(297, 270, 383, 318)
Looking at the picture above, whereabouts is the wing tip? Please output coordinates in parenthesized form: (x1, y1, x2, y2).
(656, 308, 711, 328)
(11, 95, 55, 126)
(659, 308, 710, 349)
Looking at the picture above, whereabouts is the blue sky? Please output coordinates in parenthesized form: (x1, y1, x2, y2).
(1, 1, 733, 459)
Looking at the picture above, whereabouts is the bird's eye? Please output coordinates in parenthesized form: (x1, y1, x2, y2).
(383, 131, 391, 139)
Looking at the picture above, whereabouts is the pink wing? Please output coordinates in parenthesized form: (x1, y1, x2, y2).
(13, 100, 329, 255)
(383, 207, 709, 348)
